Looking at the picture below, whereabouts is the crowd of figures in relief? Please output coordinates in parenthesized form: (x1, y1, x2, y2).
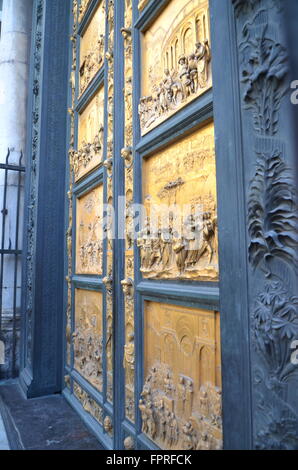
(73, 291, 103, 391)
(139, 40, 211, 132)
(71, 127, 104, 180)
(80, 34, 105, 95)
(137, 210, 217, 280)
(139, 364, 222, 450)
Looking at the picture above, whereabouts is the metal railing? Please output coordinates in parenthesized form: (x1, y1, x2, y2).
(0, 149, 25, 379)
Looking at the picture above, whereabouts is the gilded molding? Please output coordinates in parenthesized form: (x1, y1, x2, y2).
(65, 0, 78, 367)
(105, 0, 115, 405)
(122, 0, 135, 423)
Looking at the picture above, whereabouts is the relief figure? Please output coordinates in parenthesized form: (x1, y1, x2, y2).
(123, 333, 135, 385)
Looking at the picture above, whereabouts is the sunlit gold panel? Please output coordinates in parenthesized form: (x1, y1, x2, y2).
(79, 1, 105, 95)
(74, 289, 103, 391)
(75, 86, 105, 181)
(76, 185, 103, 275)
(140, 122, 218, 281)
(140, 0, 211, 134)
(140, 301, 222, 450)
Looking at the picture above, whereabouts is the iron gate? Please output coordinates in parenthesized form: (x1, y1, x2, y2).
(0, 149, 25, 379)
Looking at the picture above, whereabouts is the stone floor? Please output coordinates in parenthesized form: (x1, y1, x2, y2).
(0, 381, 104, 450)
(0, 412, 9, 450)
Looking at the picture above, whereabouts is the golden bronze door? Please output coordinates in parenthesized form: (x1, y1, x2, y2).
(64, 0, 222, 451)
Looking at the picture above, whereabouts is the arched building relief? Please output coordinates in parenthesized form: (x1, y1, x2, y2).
(182, 26, 193, 55)
(198, 345, 214, 386)
(140, 0, 211, 134)
(141, 301, 222, 450)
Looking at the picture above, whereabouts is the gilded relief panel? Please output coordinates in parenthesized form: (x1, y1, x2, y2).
(76, 185, 103, 275)
(140, 122, 218, 281)
(75, 86, 105, 181)
(140, 0, 211, 134)
(140, 301, 222, 450)
(79, 1, 105, 95)
(74, 289, 103, 391)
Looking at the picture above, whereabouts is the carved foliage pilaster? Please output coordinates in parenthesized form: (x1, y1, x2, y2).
(65, 0, 78, 368)
(232, 0, 298, 449)
(121, 0, 135, 424)
(105, 0, 115, 404)
(25, 0, 45, 367)
(232, 0, 282, 17)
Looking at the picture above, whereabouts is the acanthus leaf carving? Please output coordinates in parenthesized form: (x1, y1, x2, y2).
(233, 0, 282, 17)
(252, 282, 298, 384)
(239, 18, 288, 136)
(255, 393, 298, 450)
(248, 145, 298, 275)
(233, 0, 298, 450)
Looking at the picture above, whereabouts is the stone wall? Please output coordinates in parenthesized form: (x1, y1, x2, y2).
(0, 0, 33, 378)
